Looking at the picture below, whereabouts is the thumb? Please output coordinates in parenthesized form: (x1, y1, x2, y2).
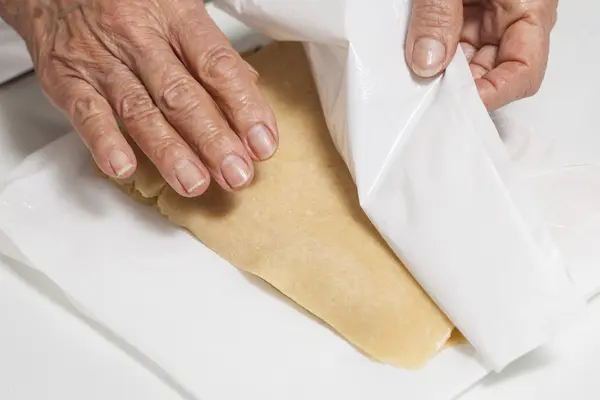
(405, 0, 463, 78)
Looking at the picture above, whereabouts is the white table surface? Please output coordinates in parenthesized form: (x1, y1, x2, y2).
(1, 6, 599, 400)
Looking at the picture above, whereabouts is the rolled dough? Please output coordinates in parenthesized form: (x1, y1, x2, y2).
(114, 42, 454, 368)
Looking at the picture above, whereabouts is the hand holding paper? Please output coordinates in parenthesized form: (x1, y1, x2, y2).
(215, 0, 584, 371)
(404, 0, 558, 109)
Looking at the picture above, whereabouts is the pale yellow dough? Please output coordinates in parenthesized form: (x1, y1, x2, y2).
(115, 42, 454, 368)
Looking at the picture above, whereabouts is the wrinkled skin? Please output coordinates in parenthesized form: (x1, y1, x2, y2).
(0, 0, 279, 197)
(405, 0, 558, 110)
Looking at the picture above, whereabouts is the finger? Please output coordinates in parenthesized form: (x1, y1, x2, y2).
(406, 0, 464, 78)
(479, 0, 558, 44)
(468, 44, 498, 79)
(123, 37, 254, 191)
(172, 9, 278, 162)
(460, 2, 484, 49)
(460, 42, 477, 62)
(97, 64, 211, 197)
(475, 20, 548, 110)
(53, 77, 136, 179)
(459, 3, 484, 62)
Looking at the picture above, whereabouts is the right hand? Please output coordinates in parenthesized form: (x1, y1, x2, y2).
(404, 0, 557, 110)
(0, 0, 279, 197)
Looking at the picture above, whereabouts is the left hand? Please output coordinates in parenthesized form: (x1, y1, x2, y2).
(0, 0, 279, 197)
(405, 0, 558, 110)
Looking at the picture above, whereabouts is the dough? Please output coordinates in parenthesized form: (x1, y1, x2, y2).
(115, 42, 454, 368)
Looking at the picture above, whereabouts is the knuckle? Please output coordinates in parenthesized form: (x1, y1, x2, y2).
(193, 123, 234, 157)
(118, 89, 159, 122)
(151, 137, 185, 163)
(413, 0, 455, 29)
(66, 94, 116, 153)
(225, 93, 261, 124)
(159, 77, 201, 118)
(71, 95, 104, 127)
(200, 43, 240, 81)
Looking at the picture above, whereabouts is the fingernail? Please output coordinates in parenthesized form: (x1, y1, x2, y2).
(248, 124, 276, 160)
(109, 149, 133, 177)
(174, 159, 206, 193)
(221, 154, 251, 189)
(412, 37, 446, 78)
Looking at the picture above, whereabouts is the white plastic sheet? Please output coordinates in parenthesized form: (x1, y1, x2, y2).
(214, 0, 586, 370)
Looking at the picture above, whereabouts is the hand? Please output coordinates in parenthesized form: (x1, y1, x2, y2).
(0, 0, 278, 197)
(405, 0, 558, 110)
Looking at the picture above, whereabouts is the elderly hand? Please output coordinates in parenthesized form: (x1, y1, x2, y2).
(0, 0, 278, 197)
(405, 0, 557, 110)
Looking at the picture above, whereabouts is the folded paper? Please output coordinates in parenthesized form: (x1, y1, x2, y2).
(215, 0, 585, 370)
